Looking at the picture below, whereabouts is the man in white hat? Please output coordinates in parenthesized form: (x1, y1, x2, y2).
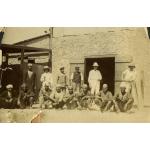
(40, 66, 53, 88)
(114, 82, 134, 112)
(88, 62, 102, 95)
(121, 63, 138, 107)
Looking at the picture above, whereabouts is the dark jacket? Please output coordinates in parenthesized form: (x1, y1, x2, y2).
(24, 71, 36, 92)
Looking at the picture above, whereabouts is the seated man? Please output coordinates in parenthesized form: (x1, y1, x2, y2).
(114, 82, 134, 112)
(78, 84, 91, 109)
(50, 84, 65, 109)
(39, 82, 53, 109)
(63, 86, 79, 109)
(0, 84, 18, 109)
(18, 83, 35, 109)
(97, 84, 113, 112)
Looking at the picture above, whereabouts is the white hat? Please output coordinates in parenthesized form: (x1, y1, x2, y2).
(120, 82, 126, 88)
(103, 84, 108, 88)
(93, 62, 99, 67)
(43, 66, 49, 70)
(6, 84, 13, 89)
(28, 63, 33, 67)
(82, 84, 88, 88)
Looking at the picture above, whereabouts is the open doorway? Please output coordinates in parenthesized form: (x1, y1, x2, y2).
(84, 57, 115, 94)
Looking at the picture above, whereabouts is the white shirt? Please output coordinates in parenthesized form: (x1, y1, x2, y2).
(28, 70, 33, 78)
(122, 69, 137, 82)
(88, 69, 102, 82)
(40, 72, 53, 87)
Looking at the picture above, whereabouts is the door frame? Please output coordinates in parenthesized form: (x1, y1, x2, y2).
(84, 54, 116, 93)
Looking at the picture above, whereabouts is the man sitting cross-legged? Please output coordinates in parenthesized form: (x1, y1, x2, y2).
(18, 83, 35, 109)
(39, 82, 53, 109)
(96, 84, 114, 112)
(63, 86, 80, 110)
(114, 82, 134, 112)
(78, 84, 92, 109)
(0, 84, 18, 109)
(50, 84, 65, 109)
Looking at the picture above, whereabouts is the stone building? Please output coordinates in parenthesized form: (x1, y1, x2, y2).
(1, 27, 150, 106)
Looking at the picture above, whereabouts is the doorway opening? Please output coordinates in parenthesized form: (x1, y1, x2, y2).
(84, 57, 115, 94)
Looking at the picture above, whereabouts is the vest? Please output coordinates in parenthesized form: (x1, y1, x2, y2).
(72, 72, 81, 83)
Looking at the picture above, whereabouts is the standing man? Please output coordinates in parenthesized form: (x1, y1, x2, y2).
(88, 62, 102, 95)
(57, 67, 68, 92)
(24, 63, 37, 93)
(70, 66, 83, 93)
(121, 63, 138, 107)
(40, 66, 53, 88)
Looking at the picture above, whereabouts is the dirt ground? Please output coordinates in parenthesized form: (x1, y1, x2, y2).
(0, 107, 150, 123)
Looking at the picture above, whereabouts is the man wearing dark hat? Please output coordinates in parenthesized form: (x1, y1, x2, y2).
(57, 66, 68, 93)
(24, 63, 37, 93)
(70, 66, 83, 93)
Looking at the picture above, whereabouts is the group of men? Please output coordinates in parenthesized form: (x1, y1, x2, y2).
(0, 61, 138, 113)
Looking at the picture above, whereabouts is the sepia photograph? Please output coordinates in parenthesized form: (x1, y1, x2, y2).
(0, 27, 149, 122)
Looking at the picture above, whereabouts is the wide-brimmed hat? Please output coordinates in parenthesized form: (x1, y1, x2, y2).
(93, 62, 99, 67)
(128, 63, 135, 68)
(6, 84, 13, 89)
